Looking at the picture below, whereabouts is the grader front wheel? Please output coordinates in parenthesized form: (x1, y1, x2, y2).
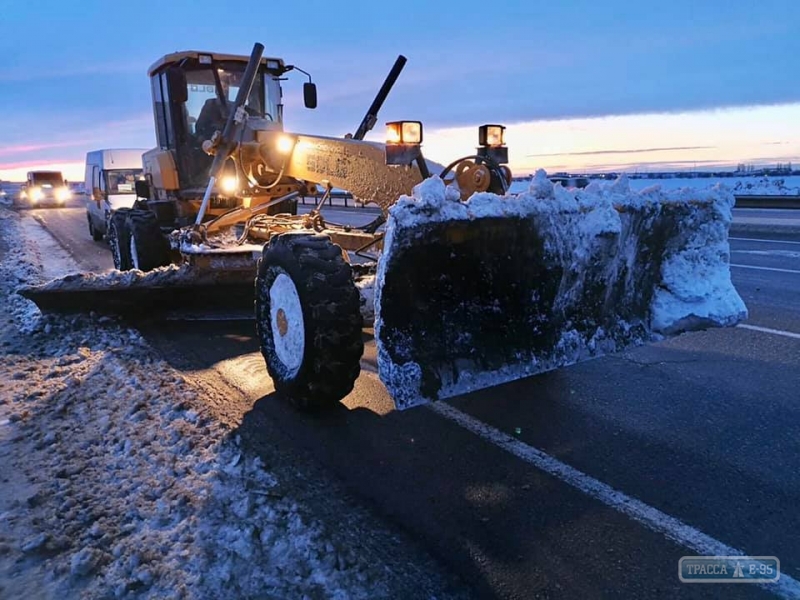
(108, 208, 132, 271)
(255, 232, 364, 411)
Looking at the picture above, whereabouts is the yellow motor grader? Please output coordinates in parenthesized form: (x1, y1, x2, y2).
(21, 42, 747, 411)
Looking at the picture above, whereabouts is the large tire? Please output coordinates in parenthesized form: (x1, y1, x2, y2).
(127, 210, 171, 272)
(108, 208, 132, 271)
(87, 215, 103, 241)
(255, 232, 363, 410)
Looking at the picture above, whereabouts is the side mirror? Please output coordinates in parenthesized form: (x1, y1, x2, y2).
(303, 82, 317, 109)
(135, 180, 150, 199)
(166, 66, 188, 104)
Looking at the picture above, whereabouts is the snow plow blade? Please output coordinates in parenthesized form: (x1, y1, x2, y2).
(17, 265, 257, 318)
(375, 173, 748, 410)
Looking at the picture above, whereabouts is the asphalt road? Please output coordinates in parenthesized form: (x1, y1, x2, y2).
(21, 203, 800, 599)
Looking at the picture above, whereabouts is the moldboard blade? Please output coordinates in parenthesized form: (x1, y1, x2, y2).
(17, 265, 257, 318)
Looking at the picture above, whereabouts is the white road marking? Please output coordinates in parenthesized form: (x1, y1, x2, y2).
(732, 250, 800, 259)
(162, 312, 254, 321)
(429, 401, 800, 599)
(737, 324, 800, 340)
(731, 264, 800, 274)
(731, 237, 800, 246)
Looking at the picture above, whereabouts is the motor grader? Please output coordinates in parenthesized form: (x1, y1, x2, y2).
(21, 42, 747, 411)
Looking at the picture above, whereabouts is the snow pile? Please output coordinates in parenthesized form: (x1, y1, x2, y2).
(355, 275, 376, 326)
(0, 208, 467, 600)
(647, 186, 748, 334)
(0, 330, 399, 599)
(375, 171, 747, 408)
(732, 176, 800, 196)
(0, 210, 77, 333)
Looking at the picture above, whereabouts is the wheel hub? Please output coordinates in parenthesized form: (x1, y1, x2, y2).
(130, 236, 139, 270)
(276, 308, 288, 337)
(269, 272, 305, 376)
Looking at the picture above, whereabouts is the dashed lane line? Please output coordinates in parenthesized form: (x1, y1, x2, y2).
(731, 264, 800, 275)
(730, 237, 800, 246)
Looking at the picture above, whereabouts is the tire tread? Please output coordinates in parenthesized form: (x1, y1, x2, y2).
(255, 232, 364, 411)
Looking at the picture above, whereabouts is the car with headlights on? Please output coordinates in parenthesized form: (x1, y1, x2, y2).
(19, 170, 72, 208)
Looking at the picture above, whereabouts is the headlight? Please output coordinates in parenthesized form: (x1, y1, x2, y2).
(277, 135, 295, 154)
(220, 176, 238, 194)
(476, 124, 509, 165)
(386, 121, 423, 145)
(479, 124, 505, 147)
(56, 187, 71, 201)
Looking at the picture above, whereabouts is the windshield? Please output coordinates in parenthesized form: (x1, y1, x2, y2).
(185, 64, 280, 140)
(31, 172, 63, 186)
(105, 169, 143, 194)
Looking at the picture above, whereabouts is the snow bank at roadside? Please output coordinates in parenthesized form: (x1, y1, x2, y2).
(732, 176, 800, 196)
(1, 335, 379, 599)
(0, 209, 465, 599)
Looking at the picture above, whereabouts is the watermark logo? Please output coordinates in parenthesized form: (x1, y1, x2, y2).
(679, 556, 780, 583)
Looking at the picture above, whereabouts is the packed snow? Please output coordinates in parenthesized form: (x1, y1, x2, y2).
(354, 275, 376, 326)
(375, 171, 747, 409)
(0, 208, 469, 599)
(21, 263, 254, 293)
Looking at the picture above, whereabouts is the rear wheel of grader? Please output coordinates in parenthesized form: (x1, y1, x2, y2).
(127, 209, 171, 271)
(255, 232, 364, 411)
(87, 215, 103, 242)
(108, 208, 132, 271)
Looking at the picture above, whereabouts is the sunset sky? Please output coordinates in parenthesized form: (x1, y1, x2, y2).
(1, 0, 798, 181)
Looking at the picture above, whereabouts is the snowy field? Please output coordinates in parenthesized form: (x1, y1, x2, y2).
(0, 207, 467, 599)
(509, 174, 800, 196)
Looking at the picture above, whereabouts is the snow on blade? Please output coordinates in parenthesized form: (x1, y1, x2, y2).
(375, 171, 747, 409)
(17, 263, 259, 317)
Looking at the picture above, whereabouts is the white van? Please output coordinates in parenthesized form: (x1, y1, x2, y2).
(84, 148, 148, 241)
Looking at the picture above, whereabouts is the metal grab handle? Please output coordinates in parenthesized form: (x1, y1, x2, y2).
(195, 42, 265, 226)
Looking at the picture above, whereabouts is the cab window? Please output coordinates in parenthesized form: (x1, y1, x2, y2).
(105, 169, 143, 194)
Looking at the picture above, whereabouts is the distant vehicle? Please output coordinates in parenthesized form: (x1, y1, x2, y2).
(84, 148, 148, 241)
(19, 170, 71, 207)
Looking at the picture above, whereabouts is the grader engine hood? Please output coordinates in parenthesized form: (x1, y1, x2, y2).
(256, 130, 429, 212)
(374, 172, 748, 410)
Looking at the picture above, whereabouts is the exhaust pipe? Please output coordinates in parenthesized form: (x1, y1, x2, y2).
(352, 55, 407, 141)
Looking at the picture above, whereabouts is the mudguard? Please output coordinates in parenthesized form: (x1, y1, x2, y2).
(374, 172, 747, 410)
